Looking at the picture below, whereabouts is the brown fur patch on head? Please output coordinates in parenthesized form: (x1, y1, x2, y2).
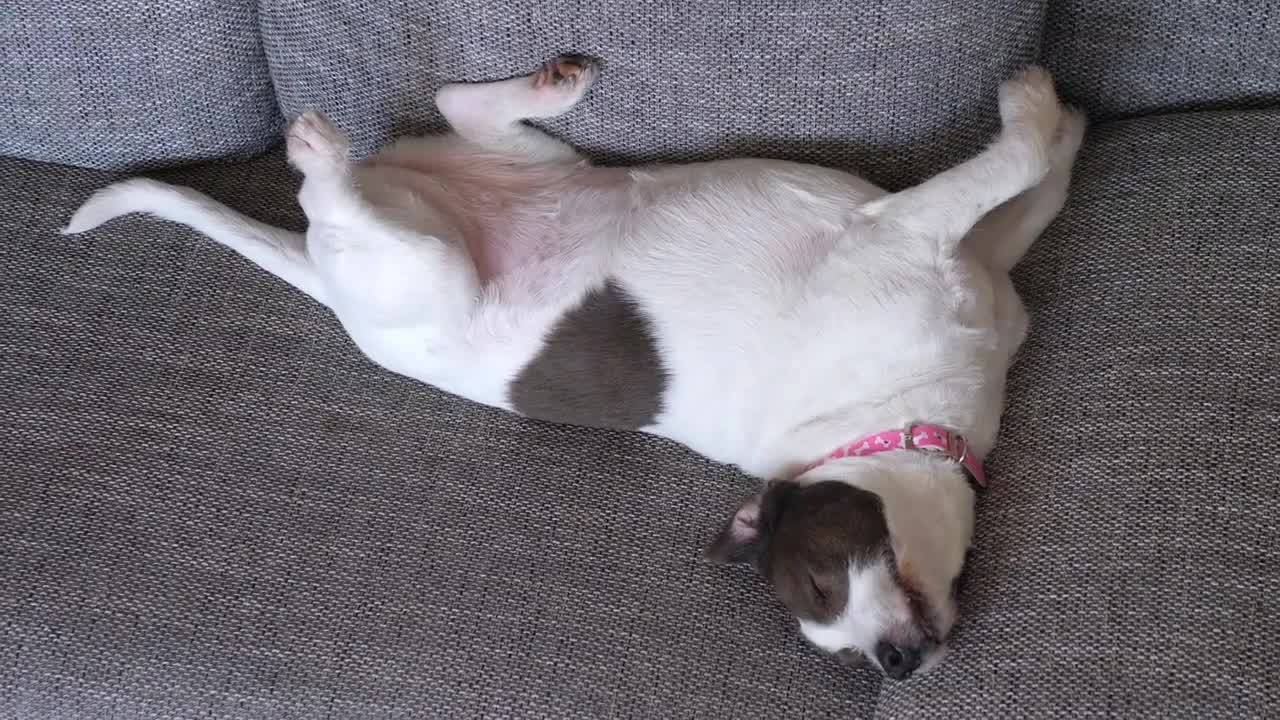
(765, 481, 890, 622)
(706, 481, 890, 623)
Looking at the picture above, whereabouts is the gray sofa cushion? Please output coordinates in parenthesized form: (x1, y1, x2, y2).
(1042, 1, 1280, 119)
(877, 109, 1280, 718)
(260, 0, 1046, 189)
(0, 153, 879, 718)
(0, 1, 282, 171)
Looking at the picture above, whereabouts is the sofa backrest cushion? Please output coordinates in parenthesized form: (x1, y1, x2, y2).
(0, 1, 283, 171)
(261, 0, 1047, 189)
(1042, 0, 1280, 119)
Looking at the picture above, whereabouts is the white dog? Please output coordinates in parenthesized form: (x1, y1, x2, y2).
(65, 56, 1084, 679)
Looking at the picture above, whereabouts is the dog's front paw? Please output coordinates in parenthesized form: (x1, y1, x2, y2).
(532, 54, 599, 97)
(998, 66, 1063, 156)
(286, 110, 350, 176)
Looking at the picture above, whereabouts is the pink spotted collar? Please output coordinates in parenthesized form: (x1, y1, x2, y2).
(801, 423, 987, 490)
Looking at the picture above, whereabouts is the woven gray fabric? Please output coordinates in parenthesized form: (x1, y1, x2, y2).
(260, 0, 1045, 190)
(0, 154, 880, 718)
(1042, 0, 1280, 119)
(875, 109, 1280, 718)
(0, 1, 282, 171)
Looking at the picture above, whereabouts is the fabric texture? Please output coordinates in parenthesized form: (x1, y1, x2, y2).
(260, 0, 1046, 190)
(0, 153, 879, 718)
(4, 4, 1280, 718)
(1042, 0, 1280, 119)
(875, 109, 1280, 718)
(0, 1, 282, 171)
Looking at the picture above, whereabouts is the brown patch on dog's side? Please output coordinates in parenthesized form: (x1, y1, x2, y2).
(509, 280, 668, 430)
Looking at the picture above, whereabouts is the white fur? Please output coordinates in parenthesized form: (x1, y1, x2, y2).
(63, 60, 1085, 676)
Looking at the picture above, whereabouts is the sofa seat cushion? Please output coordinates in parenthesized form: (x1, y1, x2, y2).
(0, 152, 877, 718)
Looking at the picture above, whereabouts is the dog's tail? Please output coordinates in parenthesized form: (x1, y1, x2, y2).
(62, 178, 327, 304)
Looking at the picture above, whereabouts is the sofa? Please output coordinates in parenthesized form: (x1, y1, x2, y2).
(3, 1, 1277, 717)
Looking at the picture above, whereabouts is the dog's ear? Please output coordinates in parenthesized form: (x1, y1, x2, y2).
(704, 493, 766, 565)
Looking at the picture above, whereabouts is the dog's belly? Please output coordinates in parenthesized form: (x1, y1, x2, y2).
(361, 138, 629, 288)
(488, 160, 899, 453)
(492, 159, 876, 434)
(495, 159, 1004, 476)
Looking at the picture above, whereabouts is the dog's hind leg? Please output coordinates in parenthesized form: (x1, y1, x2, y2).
(864, 67, 1066, 253)
(287, 111, 479, 331)
(434, 55, 598, 163)
(966, 108, 1087, 273)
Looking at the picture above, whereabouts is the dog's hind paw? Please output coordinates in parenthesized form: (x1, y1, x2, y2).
(532, 54, 599, 93)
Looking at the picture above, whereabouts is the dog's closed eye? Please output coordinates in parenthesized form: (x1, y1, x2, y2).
(836, 647, 870, 668)
(809, 574, 828, 603)
(805, 569, 846, 618)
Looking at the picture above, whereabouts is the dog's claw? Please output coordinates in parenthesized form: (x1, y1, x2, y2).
(533, 54, 599, 90)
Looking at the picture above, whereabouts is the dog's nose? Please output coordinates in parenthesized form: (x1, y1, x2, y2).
(875, 641, 922, 680)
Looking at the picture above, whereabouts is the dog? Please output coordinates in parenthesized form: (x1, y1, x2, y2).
(64, 56, 1085, 680)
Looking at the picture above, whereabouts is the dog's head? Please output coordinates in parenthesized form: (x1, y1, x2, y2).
(706, 455, 975, 679)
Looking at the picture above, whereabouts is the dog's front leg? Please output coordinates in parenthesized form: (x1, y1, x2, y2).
(865, 67, 1066, 252)
(434, 55, 598, 163)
